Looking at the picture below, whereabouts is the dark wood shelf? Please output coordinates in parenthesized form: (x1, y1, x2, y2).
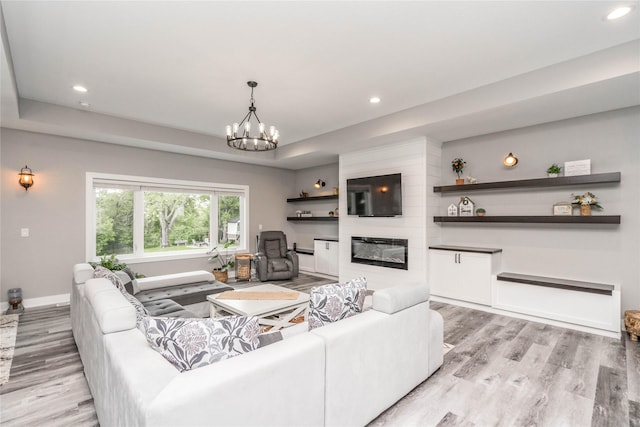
(433, 215, 620, 224)
(497, 272, 614, 295)
(287, 195, 338, 202)
(433, 172, 621, 193)
(287, 216, 339, 222)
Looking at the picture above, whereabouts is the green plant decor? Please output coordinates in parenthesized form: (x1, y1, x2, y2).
(90, 254, 127, 271)
(89, 254, 145, 278)
(475, 208, 486, 214)
(451, 158, 466, 178)
(571, 192, 602, 208)
(546, 163, 562, 174)
(207, 241, 236, 272)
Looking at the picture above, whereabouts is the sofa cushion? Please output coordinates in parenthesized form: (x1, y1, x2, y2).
(85, 278, 137, 334)
(308, 277, 367, 330)
(372, 283, 429, 314)
(264, 239, 282, 258)
(257, 330, 283, 348)
(270, 258, 290, 272)
(143, 316, 260, 372)
(135, 281, 232, 306)
(73, 263, 95, 284)
(93, 266, 126, 292)
(135, 270, 215, 293)
(143, 299, 197, 318)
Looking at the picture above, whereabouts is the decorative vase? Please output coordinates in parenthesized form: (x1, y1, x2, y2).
(580, 204, 591, 216)
(455, 178, 465, 185)
(213, 269, 228, 283)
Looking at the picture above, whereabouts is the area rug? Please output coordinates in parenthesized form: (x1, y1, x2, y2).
(0, 314, 20, 385)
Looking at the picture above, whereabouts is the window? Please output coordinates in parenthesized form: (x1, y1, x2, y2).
(87, 173, 248, 262)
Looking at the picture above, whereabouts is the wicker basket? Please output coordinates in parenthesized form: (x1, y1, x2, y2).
(212, 269, 228, 283)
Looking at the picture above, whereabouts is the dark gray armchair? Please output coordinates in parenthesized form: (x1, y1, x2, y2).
(254, 231, 299, 281)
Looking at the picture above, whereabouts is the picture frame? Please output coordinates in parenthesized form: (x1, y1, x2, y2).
(553, 202, 573, 216)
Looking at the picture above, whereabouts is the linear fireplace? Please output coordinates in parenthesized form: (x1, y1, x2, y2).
(351, 236, 408, 270)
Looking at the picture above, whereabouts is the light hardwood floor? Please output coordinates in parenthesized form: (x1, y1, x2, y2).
(1, 280, 638, 426)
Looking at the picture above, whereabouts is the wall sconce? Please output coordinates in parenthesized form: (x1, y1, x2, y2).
(18, 165, 35, 191)
(503, 153, 518, 167)
(314, 179, 326, 189)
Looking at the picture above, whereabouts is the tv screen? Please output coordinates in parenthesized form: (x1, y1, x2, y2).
(347, 173, 402, 217)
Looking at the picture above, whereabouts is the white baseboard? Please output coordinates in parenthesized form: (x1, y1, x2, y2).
(430, 295, 621, 340)
(1, 293, 70, 312)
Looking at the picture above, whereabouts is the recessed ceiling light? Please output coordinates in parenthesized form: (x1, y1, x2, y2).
(79, 101, 91, 108)
(369, 97, 381, 104)
(606, 6, 633, 20)
(73, 85, 88, 93)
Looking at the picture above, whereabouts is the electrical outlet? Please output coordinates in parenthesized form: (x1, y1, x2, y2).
(258, 224, 263, 231)
(21, 228, 29, 237)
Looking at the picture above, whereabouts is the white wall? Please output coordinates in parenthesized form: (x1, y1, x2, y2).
(438, 106, 639, 314)
(0, 128, 295, 303)
(339, 138, 427, 290)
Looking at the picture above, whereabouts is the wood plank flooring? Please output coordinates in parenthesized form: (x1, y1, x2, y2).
(370, 301, 640, 427)
(1, 278, 638, 427)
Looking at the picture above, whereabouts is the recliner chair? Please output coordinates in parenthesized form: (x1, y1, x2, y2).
(254, 231, 299, 281)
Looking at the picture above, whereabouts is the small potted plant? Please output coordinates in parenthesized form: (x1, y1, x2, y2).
(451, 158, 466, 185)
(571, 192, 602, 216)
(207, 240, 236, 283)
(546, 163, 562, 178)
(475, 208, 486, 217)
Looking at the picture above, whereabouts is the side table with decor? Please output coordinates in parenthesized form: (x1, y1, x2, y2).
(625, 310, 640, 341)
(235, 254, 253, 282)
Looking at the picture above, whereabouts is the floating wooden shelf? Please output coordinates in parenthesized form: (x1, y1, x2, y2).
(433, 215, 621, 224)
(497, 272, 614, 295)
(287, 216, 339, 222)
(433, 172, 621, 193)
(286, 195, 338, 202)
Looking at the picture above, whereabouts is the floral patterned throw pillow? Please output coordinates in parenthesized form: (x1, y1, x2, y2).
(143, 316, 260, 372)
(308, 277, 367, 330)
(120, 290, 149, 331)
(93, 266, 126, 292)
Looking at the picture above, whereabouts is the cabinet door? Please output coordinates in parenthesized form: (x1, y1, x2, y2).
(429, 250, 491, 305)
(429, 250, 457, 298)
(314, 240, 339, 276)
(326, 241, 339, 276)
(456, 252, 491, 305)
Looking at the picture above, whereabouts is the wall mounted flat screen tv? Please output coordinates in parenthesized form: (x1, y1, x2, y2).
(347, 173, 402, 217)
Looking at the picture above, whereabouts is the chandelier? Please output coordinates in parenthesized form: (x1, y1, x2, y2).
(226, 81, 279, 151)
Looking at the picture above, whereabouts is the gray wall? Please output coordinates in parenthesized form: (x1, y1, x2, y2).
(1, 128, 295, 303)
(288, 163, 339, 250)
(439, 106, 639, 314)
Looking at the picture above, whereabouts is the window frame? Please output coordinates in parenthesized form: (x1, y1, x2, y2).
(86, 172, 249, 264)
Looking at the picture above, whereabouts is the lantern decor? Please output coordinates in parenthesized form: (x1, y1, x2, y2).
(18, 165, 34, 191)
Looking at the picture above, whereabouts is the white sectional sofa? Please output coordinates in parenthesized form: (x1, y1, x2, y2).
(71, 263, 444, 426)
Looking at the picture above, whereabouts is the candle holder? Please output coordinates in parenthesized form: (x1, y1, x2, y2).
(6, 288, 24, 314)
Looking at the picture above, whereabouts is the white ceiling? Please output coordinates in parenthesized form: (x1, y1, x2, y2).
(1, 1, 639, 169)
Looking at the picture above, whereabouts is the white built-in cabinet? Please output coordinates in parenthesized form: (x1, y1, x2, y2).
(297, 252, 315, 273)
(428, 245, 502, 306)
(314, 239, 339, 277)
